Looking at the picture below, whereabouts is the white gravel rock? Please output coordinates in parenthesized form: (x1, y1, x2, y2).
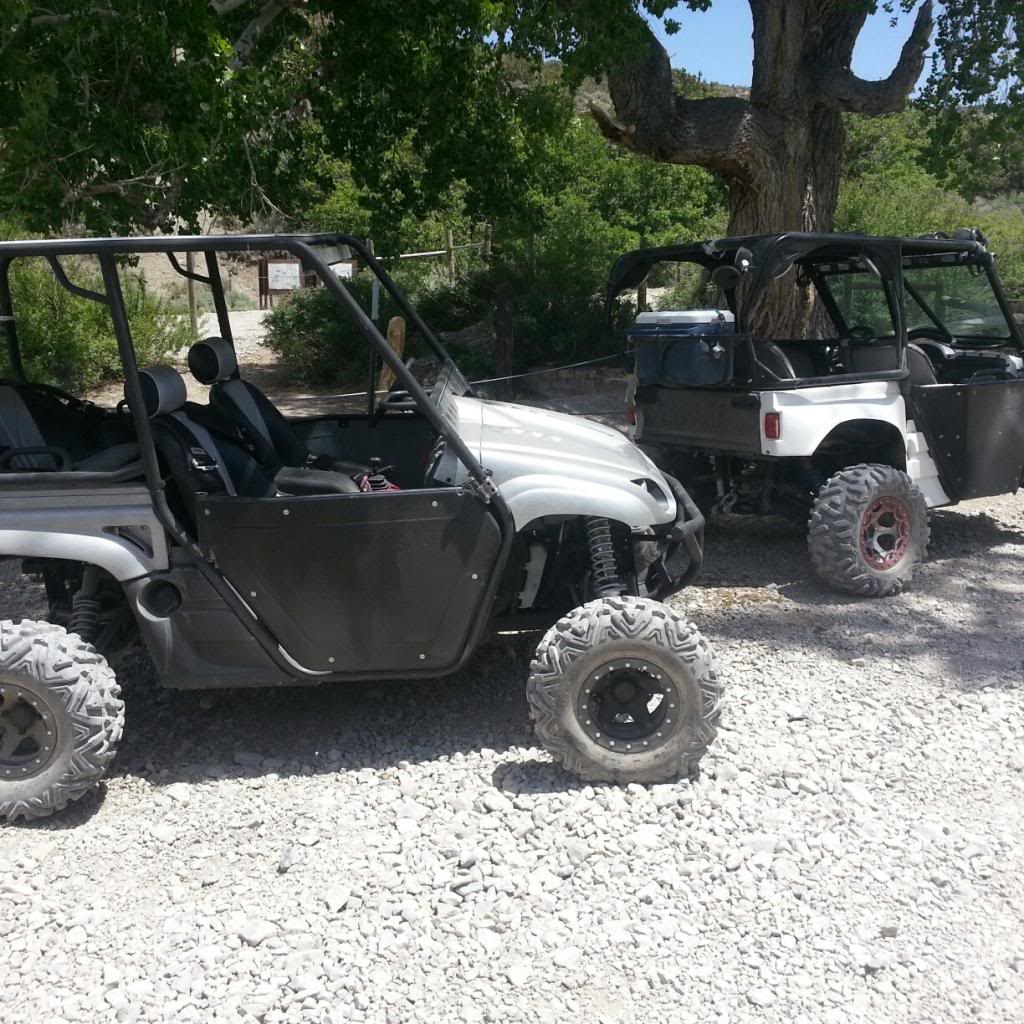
(237, 920, 277, 947)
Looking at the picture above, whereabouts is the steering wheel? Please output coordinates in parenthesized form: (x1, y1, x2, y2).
(908, 326, 951, 342)
(844, 324, 876, 345)
(375, 357, 418, 415)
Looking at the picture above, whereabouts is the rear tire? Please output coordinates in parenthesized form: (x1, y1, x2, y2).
(0, 620, 123, 822)
(526, 597, 722, 783)
(808, 463, 929, 597)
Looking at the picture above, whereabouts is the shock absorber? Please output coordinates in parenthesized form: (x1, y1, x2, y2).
(69, 567, 101, 644)
(585, 517, 623, 599)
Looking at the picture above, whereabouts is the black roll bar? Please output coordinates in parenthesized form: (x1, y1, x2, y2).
(204, 251, 234, 344)
(291, 239, 491, 486)
(0, 233, 497, 507)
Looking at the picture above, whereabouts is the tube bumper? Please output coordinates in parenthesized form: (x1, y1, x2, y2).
(645, 472, 705, 599)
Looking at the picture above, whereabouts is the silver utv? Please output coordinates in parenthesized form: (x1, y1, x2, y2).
(0, 233, 721, 821)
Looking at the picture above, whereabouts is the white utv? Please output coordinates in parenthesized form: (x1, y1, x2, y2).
(0, 232, 721, 822)
(616, 229, 1024, 596)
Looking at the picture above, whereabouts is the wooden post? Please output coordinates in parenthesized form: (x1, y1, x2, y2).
(378, 316, 407, 393)
(185, 251, 199, 333)
(444, 228, 456, 281)
(482, 223, 492, 261)
(636, 235, 648, 314)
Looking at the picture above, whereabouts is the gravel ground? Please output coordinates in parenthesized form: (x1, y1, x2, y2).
(1, 500, 1023, 1024)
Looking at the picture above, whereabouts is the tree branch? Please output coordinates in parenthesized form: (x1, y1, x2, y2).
(817, 0, 934, 115)
(210, 0, 255, 13)
(589, 18, 754, 178)
(232, 0, 303, 66)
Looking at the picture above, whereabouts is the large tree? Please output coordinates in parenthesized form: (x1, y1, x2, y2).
(582, 2, 935, 241)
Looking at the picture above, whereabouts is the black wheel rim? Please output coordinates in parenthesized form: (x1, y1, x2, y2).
(576, 658, 679, 753)
(0, 681, 59, 780)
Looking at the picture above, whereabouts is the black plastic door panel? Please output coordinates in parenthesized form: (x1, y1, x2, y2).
(912, 379, 1024, 501)
(197, 489, 503, 673)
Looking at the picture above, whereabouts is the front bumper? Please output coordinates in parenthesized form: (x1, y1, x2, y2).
(644, 473, 705, 599)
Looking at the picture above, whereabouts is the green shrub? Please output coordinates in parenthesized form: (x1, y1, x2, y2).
(165, 280, 260, 313)
(415, 279, 490, 333)
(5, 258, 194, 393)
(656, 265, 717, 312)
(263, 277, 419, 387)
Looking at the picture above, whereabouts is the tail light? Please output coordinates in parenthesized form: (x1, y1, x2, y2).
(764, 412, 781, 440)
(625, 399, 636, 425)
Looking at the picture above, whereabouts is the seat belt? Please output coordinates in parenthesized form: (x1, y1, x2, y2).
(170, 411, 237, 496)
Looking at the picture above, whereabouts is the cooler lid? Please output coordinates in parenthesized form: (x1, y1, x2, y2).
(635, 308, 735, 325)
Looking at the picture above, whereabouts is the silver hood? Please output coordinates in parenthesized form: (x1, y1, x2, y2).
(450, 396, 676, 530)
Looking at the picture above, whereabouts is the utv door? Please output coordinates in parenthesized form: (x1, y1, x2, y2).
(197, 487, 505, 674)
(911, 378, 1024, 501)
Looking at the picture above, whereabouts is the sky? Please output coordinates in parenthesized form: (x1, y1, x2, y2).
(652, 0, 932, 90)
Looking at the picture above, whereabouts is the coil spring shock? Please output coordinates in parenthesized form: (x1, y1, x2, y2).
(69, 568, 100, 644)
(585, 516, 623, 599)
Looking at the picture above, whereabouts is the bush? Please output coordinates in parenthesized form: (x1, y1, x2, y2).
(415, 279, 491, 333)
(5, 258, 194, 393)
(165, 280, 259, 313)
(656, 266, 717, 312)
(263, 277, 419, 388)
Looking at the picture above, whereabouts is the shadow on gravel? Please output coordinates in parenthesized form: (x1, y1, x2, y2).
(11, 784, 109, 831)
(680, 501, 1024, 690)
(698, 506, 1024, 596)
(928, 507, 1024, 559)
(82, 637, 549, 794)
(491, 759, 583, 795)
(3, 496, 1023, 809)
(694, 528, 1024, 690)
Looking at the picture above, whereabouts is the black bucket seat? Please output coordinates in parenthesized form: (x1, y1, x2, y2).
(0, 381, 139, 474)
(138, 367, 359, 530)
(187, 337, 367, 477)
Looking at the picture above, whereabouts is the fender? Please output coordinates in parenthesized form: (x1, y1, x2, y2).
(0, 486, 168, 580)
(497, 472, 673, 531)
(760, 381, 907, 458)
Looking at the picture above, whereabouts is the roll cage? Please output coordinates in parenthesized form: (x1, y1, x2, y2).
(606, 230, 1024, 391)
(0, 232, 492, 489)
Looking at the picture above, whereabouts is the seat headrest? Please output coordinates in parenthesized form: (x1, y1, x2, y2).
(188, 337, 238, 385)
(136, 366, 187, 418)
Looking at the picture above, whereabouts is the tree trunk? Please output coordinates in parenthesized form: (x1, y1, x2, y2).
(727, 105, 845, 338)
(590, 0, 935, 338)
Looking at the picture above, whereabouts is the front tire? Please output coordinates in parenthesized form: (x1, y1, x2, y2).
(0, 620, 123, 822)
(808, 463, 929, 597)
(526, 597, 722, 783)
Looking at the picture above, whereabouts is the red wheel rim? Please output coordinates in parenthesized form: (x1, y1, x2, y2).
(860, 496, 912, 570)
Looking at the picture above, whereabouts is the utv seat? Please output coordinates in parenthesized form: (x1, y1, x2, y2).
(187, 338, 367, 477)
(776, 343, 827, 379)
(0, 382, 140, 474)
(846, 344, 938, 385)
(753, 342, 798, 381)
(138, 366, 360, 530)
